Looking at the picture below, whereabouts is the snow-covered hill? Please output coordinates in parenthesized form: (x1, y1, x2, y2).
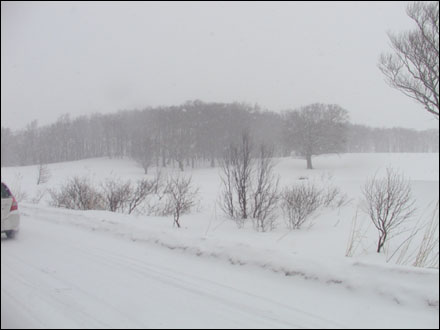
(1, 153, 439, 328)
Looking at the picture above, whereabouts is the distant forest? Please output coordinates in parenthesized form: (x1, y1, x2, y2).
(1, 100, 439, 169)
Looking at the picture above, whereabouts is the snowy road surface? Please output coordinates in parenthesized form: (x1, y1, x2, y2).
(1, 207, 438, 329)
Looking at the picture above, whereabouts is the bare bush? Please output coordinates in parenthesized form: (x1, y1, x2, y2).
(126, 178, 158, 214)
(319, 172, 349, 208)
(219, 153, 236, 221)
(151, 168, 163, 194)
(49, 172, 163, 215)
(251, 144, 280, 232)
(49, 176, 104, 210)
(164, 175, 199, 228)
(321, 185, 341, 208)
(362, 168, 417, 253)
(220, 133, 281, 231)
(101, 178, 132, 212)
(219, 132, 253, 227)
(144, 194, 173, 216)
(281, 182, 322, 230)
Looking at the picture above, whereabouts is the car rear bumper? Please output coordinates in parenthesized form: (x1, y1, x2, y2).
(1, 212, 20, 232)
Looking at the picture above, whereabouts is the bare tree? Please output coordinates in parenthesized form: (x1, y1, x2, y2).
(284, 104, 349, 169)
(378, 1, 439, 118)
(133, 140, 154, 175)
(37, 163, 51, 185)
(362, 168, 417, 253)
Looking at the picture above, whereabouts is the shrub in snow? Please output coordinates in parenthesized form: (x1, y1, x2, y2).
(281, 177, 346, 230)
(219, 132, 253, 227)
(49, 176, 104, 210)
(125, 178, 159, 214)
(50, 172, 164, 214)
(250, 144, 280, 232)
(361, 167, 416, 253)
(101, 178, 132, 212)
(219, 132, 280, 231)
(281, 182, 322, 230)
(164, 175, 199, 228)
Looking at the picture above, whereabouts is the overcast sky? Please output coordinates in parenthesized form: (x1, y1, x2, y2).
(1, 1, 438, 131)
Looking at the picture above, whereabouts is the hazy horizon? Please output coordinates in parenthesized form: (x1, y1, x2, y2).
(2, 1, 439, 131)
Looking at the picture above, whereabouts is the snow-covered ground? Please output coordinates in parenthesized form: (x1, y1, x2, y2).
(1, 153, 439, 328)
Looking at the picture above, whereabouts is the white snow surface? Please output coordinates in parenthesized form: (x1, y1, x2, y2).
(1, 153, 439, 328)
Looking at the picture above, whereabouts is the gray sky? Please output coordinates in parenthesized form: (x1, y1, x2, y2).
(1, 1, 438, 131)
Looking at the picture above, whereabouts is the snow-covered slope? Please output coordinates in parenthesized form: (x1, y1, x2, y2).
(1, 153, 439, 328)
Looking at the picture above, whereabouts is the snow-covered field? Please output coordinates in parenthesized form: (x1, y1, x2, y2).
(1, 153, 439, 328)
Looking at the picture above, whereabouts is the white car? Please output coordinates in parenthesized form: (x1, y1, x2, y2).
(1, 182, 20, 238)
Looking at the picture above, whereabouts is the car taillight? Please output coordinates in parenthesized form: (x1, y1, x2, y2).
(10, 196, 18, 211)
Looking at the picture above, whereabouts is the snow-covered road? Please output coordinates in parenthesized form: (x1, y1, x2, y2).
(1, 207, 438, 329)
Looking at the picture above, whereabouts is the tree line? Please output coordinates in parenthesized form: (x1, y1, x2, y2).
(1, 100, 438, 169)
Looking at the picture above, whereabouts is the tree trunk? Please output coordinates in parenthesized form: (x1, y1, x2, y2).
(162, 153, 166, 167)
(377, 231, 386, 253)
(174, 213, 181, 228)
(306, 154, 313, 170)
